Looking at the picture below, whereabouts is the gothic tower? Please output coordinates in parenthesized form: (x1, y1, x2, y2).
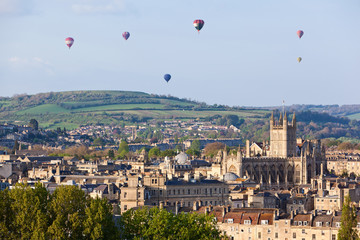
(269, 112, 297, 158)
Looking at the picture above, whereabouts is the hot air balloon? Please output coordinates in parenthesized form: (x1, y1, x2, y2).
(122, 32, 130, 40)
(164, 74, 171, 83)
(193, 19, 205, 32)
(297, 30, 304, 39)
(297, 57, 302, 63)
(65, 37, 74, 49)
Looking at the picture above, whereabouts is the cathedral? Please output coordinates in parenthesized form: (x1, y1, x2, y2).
(213, 112, 325, 189)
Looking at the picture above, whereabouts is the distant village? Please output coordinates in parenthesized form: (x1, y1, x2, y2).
(1, 113, 360, 240)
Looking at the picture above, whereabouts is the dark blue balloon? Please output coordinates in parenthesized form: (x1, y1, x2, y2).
(164, 74, 171, 82)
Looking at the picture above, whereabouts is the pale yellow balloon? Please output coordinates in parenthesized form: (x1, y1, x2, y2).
(297, 57, 302, 63)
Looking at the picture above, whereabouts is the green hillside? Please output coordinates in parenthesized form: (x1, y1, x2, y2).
(0, 90, 266, 130)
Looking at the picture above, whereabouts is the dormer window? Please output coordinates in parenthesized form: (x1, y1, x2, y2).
(261, 220, 269, 225)
(227, 219, 234, 223)
(294, 221, 297, 226)
(244, 220, 251, 225)
(298, 221, 302, 226)
(303, 221, 307, 226)
(336, 222, 341, 227)
(316, 222, 322, 227)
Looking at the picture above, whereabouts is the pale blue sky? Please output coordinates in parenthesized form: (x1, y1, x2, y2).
(1, 0, 359, 106)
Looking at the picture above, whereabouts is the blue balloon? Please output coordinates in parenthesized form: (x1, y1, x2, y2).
(164, 74, 171, 82)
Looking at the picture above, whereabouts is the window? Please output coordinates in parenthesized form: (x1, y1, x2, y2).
(332, 234, 336, 240)
(298, 221, 302, 226)
(285, 220, 288, 225)
(312, 234, 316, 239)
(244, 220, 251, 225)
(275, 233, 278, 238)
(178, 190, 180, 194)
(293, 233, 296, 238)
(227, 219, 234, 223)
(248, 228, 252, 233)
(124, 192, 127, 198)
(168, 190, 171, 195)
(159, 190, 162, 195)
(322, 231, 325, 236)
(326, 222, 330, 227)
(302, 229, 305, 234)
(275, 223, 278, 227)
(285, 229, 288, 233)
(258, 232, 261, 238)
(124, 205, 127, 211)
(294, 221, 297, 226)
(299, 200, 303, 204)
(261, 220, 269, 225)
(316, 222, 322, 227)
(138, 192, 141, 198)
(303, 221, 307, 226)
(336, 222, 341, 227)
(188, 189, 190, 194)
(267, 229, 271, 233)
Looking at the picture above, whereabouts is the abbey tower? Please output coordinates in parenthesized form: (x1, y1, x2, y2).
(269, 112, 297, 158)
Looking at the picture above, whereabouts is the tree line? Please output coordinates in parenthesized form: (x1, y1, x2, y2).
(0, 184, 223, 240)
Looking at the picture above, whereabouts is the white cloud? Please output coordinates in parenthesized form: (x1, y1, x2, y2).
(71, 0, 126, 14)
(8, 56, 54, 75)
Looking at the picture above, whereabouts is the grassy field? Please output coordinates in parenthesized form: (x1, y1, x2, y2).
(347, 113, 360, 120)
(16, 104, 71, 114)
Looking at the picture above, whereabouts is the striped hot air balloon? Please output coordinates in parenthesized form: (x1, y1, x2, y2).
(193, 19, 205, 32)
(122, 32, 130, 40)
(65, 37, 74, 49)
(297, 30, 304, 39)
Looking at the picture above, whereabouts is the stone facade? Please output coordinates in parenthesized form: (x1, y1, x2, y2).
(214, 113, 325, 189)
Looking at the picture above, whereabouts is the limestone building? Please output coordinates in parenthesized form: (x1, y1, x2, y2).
(213, 113, 325, 189)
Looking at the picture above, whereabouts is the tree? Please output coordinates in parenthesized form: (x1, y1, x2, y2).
(0, 189, 13, 239)
(108, 149, 115, 159)
(93, 137, 105, 147)
(148, 147, 161, 158)
(9, 183, 49, 240)
(48, 185, 88, 240)
(338, 194, 359, 240)
(29, 119, 39, 130)
(12, 140, 19, 153)
(120, 207, 224, 240)
(190, 140, 201, 152)
(204, 142, 225, 157)
(118, 140, 129, 158)
(84, 198, 119, 240)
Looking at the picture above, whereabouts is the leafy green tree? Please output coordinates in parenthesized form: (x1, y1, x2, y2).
(29, 119, 39, 130)
(84, 198, 119, 240)
(48, 185, 88, 240)
(120, 207, 223, 240)
(338, 194, 359, 240)
(186, 149, 200, 158)
(118, 140, 129, 158)
(161, 149, 177, 157)
(9, 183, 49, 240)
(190, 140, 201, 151)
(0, 188, 13, 239)
(148, 147, 161, 158)
(93, 137, 105, 147)
(108, 149, 115, 159)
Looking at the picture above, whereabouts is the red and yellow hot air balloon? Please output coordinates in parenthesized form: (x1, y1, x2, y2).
(193, 19, 205, 33)
(65, 37, 74, 49)
(297, 30, 304, 39)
